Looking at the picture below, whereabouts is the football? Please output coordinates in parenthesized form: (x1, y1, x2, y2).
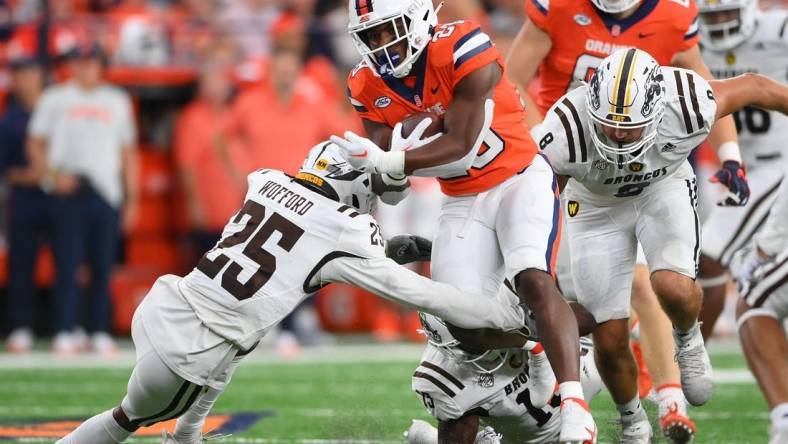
(398, 111, 444, 139)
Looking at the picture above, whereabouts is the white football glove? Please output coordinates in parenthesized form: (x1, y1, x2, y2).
(391, 118, 443, 153)
(329, 131, 405, 175)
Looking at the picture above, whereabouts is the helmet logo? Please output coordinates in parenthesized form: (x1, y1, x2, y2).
(589, 70, 602, 110)
(641, 65, 663, 117)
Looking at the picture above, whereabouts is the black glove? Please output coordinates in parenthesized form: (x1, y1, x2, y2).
(385, 234, 432, 265)
(711, 160, 750, 206)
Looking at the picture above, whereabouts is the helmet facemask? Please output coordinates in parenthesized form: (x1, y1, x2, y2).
(697, 0, 758, 51)
(590, 0, 641, 14)
(586, 49, 666, 165)
(418, 312, 511, 374)
(348, 0, 436, 78)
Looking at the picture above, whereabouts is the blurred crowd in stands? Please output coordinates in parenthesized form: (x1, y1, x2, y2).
(0, 0, 783, 357)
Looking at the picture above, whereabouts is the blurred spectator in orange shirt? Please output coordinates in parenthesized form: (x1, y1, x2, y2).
(224, 46, 339, 175)
(174, 61, 246, 254)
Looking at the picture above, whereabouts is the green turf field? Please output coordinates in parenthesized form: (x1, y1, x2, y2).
(0, 344, 770, 443)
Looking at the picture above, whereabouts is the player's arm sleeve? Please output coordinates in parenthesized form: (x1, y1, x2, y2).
(680, 14, 700, 50)
(667, 68, 718, 137)
(531, 101, 579, 177)
(451, 27, 499, 87)
(321, 255, 525, 330)
(347, 72, 387, 124)
(524, 0, 551, 32)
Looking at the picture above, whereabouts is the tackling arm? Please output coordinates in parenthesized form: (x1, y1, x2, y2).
(711, 73, 788, 121)
(320, 255, 525, 331)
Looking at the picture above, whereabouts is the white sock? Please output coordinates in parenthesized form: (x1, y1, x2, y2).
(674, 321, 701, 341)
(559, 381, 584, 404)
(56, 409, 132, 444)
(771, 403, 788, 431)
(656, 384, 686, 417)
(616, 395, 642, 419)
(174, 387, 222, 441)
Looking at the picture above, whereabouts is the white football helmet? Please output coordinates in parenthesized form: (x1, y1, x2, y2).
(696, 0, 758, 51)
(297, 141, 378, 214)
(347, 0, 437, 78)
(418, 312, 512, 374)
(586, 48, 666, 165)
(590, 0, 641, 14)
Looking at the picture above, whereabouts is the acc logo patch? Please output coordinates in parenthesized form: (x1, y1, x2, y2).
(628, 162, 645, 172)
(567, 200, 580, 217)
(573, 14, 591, 26)
(374, 96, 392, 108)
(0, 412, 270, 439)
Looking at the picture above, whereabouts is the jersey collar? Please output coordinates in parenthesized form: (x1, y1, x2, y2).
(592, 0, 659, 35)
(380, 47, 429, 106)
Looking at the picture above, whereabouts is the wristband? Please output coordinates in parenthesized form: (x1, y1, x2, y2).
(377, 150, 405, 176)
(717, 141, 742, 164)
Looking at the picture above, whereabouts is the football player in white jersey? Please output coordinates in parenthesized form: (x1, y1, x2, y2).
(730, 180, 788, 444)
(694, 0, 788, 341)
(533, 47, 788, 442)
(405, 315, 603, 444)
(403, 283, 605, 444)
(55, 142, 531, 444)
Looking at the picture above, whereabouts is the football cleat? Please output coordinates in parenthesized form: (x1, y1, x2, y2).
(404, 419, 438, 444)
(475, 426, 502, 444)
(769, 424, 788, 444)
(620, 408, 653, 444)
(526, 345, 557, 408)
(559, 397, 597, 444)
(673, 323, 714, 406)
(660, 407, 696, 444)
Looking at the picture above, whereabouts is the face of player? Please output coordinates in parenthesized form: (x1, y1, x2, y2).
(701, 9, 741, 39)
(363, 20, 408, 68)
(599, 124, 645, 144)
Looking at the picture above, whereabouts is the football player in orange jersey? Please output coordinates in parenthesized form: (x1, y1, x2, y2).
(506, 1, 743, 442)
(331, 0, 597, 441)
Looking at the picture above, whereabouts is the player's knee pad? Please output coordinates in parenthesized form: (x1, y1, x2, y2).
(736, 307, 779, 331)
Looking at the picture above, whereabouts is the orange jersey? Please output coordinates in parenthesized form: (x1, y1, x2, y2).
(347, 20, 537, 196)
(526, 0, 699, 115)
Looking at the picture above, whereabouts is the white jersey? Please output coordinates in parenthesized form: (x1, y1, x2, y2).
(180, 169, 383, 350)
(536, 67, 717, 206)
(173, 169, 525, 351)
(700, 9, 788, 170)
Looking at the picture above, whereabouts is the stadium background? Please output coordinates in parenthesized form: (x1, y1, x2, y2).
(0, 0, 783, 442)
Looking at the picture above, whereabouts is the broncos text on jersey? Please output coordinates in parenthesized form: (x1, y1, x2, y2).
(526, 0, 699, 116)
(347, 20, 537, 196)
(535, 67, 717, 206)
